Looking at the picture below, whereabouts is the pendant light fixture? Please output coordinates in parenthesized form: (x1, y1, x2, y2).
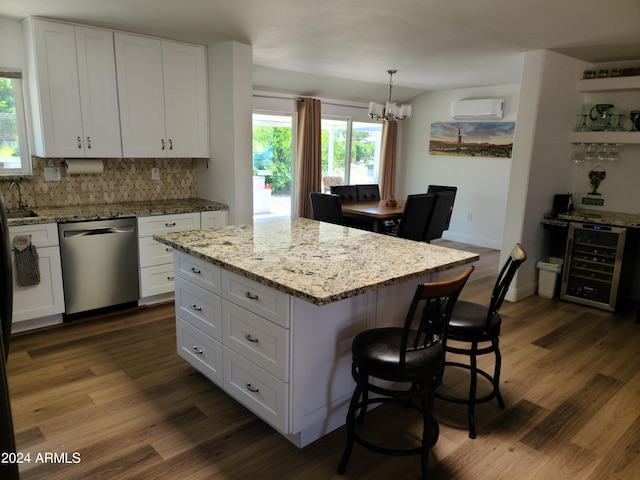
(368, 69, 412, 121)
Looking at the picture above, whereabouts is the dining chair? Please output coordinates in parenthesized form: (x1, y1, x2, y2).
(330, 185, 358, 203)
(310, 192, 344, 225)
(424, 191, 456, 243)
(395, 193, 437, 241)
(338, 266, 475, 480)
(356, 184, 380, 202)
(435, 243, 527, 439)
(427, 185, 457, 196)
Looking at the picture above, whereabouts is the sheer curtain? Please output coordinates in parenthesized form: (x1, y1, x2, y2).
(379, 120, 398, 200)
(295, 98, 322, 219)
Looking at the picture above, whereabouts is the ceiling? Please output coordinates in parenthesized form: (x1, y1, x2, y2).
(2, 0, 640, 103)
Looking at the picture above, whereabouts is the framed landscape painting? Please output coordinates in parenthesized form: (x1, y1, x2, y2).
(429, 122, 515, 158)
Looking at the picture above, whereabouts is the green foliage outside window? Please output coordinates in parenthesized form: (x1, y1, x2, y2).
(253, 125, 292, 195)
(0, 78, 19, 159)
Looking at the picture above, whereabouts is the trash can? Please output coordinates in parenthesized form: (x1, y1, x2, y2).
(536, 257, 563, 298)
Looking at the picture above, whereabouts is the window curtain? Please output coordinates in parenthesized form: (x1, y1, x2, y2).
(379, 120, 398, 200)
(295, 98, 322, 219)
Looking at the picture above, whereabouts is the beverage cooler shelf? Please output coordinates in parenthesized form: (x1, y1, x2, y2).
(561, 222, 626, 311)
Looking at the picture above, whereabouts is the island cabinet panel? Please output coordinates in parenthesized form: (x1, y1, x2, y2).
(175, 277, 222, 341)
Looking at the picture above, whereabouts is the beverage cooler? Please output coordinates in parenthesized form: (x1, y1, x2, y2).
(560, 222, 626, 311)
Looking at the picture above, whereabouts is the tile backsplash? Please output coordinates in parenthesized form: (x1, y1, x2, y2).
(0, 157, 198, 210)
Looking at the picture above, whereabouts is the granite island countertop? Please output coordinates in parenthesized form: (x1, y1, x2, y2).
(6, 198, 228, 227)
(540, 209, 640, 229)
(154, 218, 479, 305)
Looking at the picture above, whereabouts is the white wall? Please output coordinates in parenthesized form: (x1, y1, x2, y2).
(399, 84, 521, 249)
(0, 17, 24, 69)
(198, 41, 253, 225)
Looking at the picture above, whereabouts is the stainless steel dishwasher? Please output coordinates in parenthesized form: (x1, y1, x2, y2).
(58, 218, 139, 315)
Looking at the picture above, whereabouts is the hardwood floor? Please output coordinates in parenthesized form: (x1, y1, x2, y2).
(7, 240, 640, 479)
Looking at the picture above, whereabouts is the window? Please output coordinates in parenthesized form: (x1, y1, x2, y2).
(0, 72, 31, 175)
(321, 118, 381, 189)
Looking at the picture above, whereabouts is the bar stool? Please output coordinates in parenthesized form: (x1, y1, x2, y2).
(338, 266, 474, 479)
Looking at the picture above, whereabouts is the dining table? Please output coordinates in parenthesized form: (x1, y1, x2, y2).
(341, 199, 405, 232)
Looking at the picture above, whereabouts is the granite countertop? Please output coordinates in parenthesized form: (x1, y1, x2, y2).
(541, 209, 640, 228)
(6, 198, 228, 227)
(154, 218, 479, 305)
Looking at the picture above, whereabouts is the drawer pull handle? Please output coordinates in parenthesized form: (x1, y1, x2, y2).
(190, 303, 202, 311)
(244, 334, 259, 343)
(165, 247, 173, 252)
(246, 383, 259, 393)
(245, 292, 259, 300)
(191, 267, 201, 274)
(167, 276, 175, 281)
(165, 222, 176, 227)
(192, 345, 203, 355)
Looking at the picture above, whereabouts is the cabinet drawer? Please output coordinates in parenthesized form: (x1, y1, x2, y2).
(175, 277, 222, 341)
(9, 223, 59, 248)
(140, 264, 175, 297)
(174, 251, 221, 295)
(177, 317, 223, 387)
(201, 210, 228, 229)
(137, 212, 200, 237)
(223, 346, 288, 433)
(138, 237, 174, 267)
(222, 300, 289, 381)
(222, 270, 290, 328)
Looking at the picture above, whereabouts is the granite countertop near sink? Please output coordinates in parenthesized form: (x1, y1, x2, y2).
(154, 218, 479, 305)
(7, 198, 228, 226)
(541, 209, 640, 228)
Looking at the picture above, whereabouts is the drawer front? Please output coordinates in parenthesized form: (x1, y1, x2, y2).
(222, 270, 290, 328)
(137, 212, 200, 237)
(175, 277, 222, 341)
(177, 317, 223, 387)
(138, 237, 175, 268)
(174, 251, 221, 295)
(200, 210, 228, 229)
(223, 346, 288, 433)
(140, 264, 175, 297)
(222, 300, 289, 381)
(9, 223, 59, 248)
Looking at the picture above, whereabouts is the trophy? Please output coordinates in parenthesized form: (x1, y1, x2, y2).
(588, 167, 606, 195)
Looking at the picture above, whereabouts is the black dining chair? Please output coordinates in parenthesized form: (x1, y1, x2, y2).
(424, 191, 456, 243)
(310, 192, 344, 225)
(356, 184, 380, 202)
(436, 243, 527, 439)
(427, 185, 457, 196)
(330, 185, 358, 204)
(337, 266, 474, 480)
(395, 193, 437, 242)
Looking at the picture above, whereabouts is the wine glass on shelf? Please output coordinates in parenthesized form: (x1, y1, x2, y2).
(612, 114, 625, 132)
(584, 143, 598, 162)
(570, 143, 586, 165)
(577, 114, 590, 132)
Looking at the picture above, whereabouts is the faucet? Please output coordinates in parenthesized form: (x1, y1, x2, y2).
(9, 181, 28, 210)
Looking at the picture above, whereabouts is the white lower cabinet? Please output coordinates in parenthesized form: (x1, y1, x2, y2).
(172, 250, 425, 447)
(9, 223, 65, 331)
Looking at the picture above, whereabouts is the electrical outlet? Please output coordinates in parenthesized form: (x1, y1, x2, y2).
(151, 167, 160, 180)
(44, 167, 61, 181)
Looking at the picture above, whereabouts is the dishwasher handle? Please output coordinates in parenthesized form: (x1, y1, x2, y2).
(62, 225, 135, 238)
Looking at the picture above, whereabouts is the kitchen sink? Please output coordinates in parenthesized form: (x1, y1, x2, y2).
(6, 210, 39, 219)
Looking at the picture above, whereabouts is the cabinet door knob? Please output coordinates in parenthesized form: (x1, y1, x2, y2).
(192, 345, 203, 355)
(169, 139, 173, 150)
(165, 247, 173, 252)
(161, 139, 165, 150)
(245, 292, 259, 300)
(77, 136, 82, 149)
(244, 334, 259, 343)
(190, 303, 202, 311)
(246, 383, 259, 393)
(167, 275, 174, 281)
(191, 267, 201, 274)
(87, 136, 91, 149)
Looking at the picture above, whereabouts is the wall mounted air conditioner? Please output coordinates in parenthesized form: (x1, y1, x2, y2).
(450, 98, 504, 120)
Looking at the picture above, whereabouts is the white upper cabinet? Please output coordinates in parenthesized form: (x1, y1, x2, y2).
(23, 18, 122, 158)
(115, 33, 210, 158)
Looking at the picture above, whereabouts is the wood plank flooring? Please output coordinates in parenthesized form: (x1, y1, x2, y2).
(6, 240, 640, 479)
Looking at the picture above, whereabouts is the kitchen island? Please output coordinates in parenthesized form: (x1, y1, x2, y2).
(154, 218, 478, 447)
